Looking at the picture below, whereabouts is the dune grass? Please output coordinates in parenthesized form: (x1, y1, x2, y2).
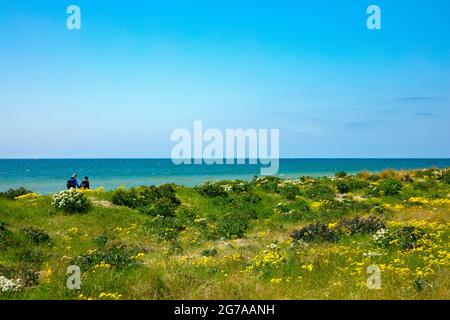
(0, 168, 449, 300)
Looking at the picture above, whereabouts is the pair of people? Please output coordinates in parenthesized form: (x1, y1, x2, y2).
(67, 174, 90, 189)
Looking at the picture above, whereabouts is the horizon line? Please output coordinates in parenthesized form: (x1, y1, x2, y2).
(1, 157, 450, 160)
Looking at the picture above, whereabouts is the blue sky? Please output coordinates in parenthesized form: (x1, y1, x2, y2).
(0, 0, 449, 158)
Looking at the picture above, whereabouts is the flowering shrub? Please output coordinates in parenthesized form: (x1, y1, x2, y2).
(252, 176, 282, 193)
(52, 189, 90, 213)
(279, 183, 301, 200)
(0, 263, 38, 288)
(273, 199, 310, 221)
(139, 197, 179, 217)
(0, 276, 22, 293)
(194, 182, 228, 197)
(335, 171, 347, 178)
(112, 184, 181, 217)
(72, 245, 144, 271)
(273, 202, 290, 215)
(291, 215, 386, 242)
(440, 169, 450, 184)
(193, 180, 252, 198)
(302, 179, 336, 200)
(291, 222, 340, 242)
(369, 178, 403, 197)
(413, 168, 442, 179)
(220, 180, 251, 194)
(372, 226, 424, 250)
(337, 215, 385, 235)
(412, 179, 437, 191)
(336, 177, 369, 193)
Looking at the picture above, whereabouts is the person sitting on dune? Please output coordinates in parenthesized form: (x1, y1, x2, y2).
(80, 176, 90, 189)
(67, 174, 79, 189)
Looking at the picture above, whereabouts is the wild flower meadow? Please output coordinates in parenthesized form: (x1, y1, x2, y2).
(0, 168, 449, 299)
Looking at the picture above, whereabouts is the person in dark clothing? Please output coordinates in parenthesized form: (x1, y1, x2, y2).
(67, 174, 80, 189)
(80, 176, 90, 189)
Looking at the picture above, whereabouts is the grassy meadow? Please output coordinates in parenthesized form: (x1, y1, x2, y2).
(0, 168, 449, 300)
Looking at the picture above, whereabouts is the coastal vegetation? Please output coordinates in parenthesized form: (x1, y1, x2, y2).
(0, 167, 449, 299)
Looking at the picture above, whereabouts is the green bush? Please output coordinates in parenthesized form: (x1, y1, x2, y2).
(278, 209, 303, 222)
(336, 180, 350, 193)
(369, 178, 403, 197)
(139, 197, 179, 217)
(72, 245, 143, 271)
(302, 180, 336, 200)
(367, 174, 381, 182)
(17, 266, 39, 287)
(194, 182, 228, 198)
(292, 199, 310, 212)
(0, 187, 32, 200)
(216, 212, 252, 239)
(413, 168, 439, 179)
(229, 193, 262, 208)
(252, 176, 281, 193)
(157, 183, 180, 199)
(220, 180, 251, 194)
(21, 227, 51, 244)
(440, 169, 450, 184)
(276, 199, 311, 221)
(412, 179, 437, 191)
(291, 222, 339, 242)
(201, 247, 218, 257)
(291, 215, 385, 243)
(373, 226, 424, 250)
(336, 177, 369, 194)
(273, 202, 290, 214)
(51, 189, 90, 213)
(380, 179, 403, 196)
(0, 264, 39, 287)
(111, 188, 138, 208)
(112, 184, 181, 219)
(279, 183, 301, 200)
(335, 171, 347, 178)
(228, 194, 260, 220)
(337, 215, 385, 235)
(112, 184, 180, 209)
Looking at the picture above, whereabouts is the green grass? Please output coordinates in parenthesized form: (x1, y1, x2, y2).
(0, 168, 449, 300)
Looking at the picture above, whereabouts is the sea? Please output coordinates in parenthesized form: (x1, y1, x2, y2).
(1, 159, 449, 194)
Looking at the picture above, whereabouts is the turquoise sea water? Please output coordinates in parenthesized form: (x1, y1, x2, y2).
(1, 159, 449, 194)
